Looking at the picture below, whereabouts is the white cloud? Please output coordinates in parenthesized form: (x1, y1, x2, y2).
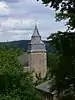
(0, 18, 36, 42)
(0, 0, 67, 42)
(0, 29, 32, 42)
(0, 1, 10, 15)
(1, 18, 35, 30)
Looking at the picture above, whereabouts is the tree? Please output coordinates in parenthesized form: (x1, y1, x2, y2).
(37, 0, 75, 99)
(47, 52, 59, 78)
(0, 47, 41, 100)
(48, 31, 75, 98)
(37, 0, 75, 30)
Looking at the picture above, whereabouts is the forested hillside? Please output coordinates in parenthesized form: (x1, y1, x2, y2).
(0, 40, 52, 52)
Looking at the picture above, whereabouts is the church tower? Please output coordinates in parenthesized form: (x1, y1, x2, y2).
(28, 24, 47, 78)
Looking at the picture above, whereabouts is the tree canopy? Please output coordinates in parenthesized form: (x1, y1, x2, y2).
(36, 0, 75, 99)
(37, 0, 75, 30)
(0, 47, 41, 100)
(48, 31, 75, 97)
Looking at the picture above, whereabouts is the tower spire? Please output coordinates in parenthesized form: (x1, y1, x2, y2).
(32, 22, 40, 37)
(35, 19, 37, 26)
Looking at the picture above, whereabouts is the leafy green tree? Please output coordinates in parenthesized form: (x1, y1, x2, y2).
(37, 0, 75, 99)
(37, 0, 75, 30)
(48, 31, 75, 97)
(47, 52, 59, 78)
(0, 47, 41, 100)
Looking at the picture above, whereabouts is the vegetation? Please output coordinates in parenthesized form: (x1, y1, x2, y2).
(47, 31, 75, 99)
(37, 0, 75, 30)
(36, 0, 75, 99)
(47, 52, 59, 77)
(0, 40, 50, 52)
(0, 47, 41, 100)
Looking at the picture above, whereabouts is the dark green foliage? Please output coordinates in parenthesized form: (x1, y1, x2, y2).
(0, 47, 41, 100)
(48, 31, 75, 94)
(37, 0, 75, 30)
(0, 40, 29, 51)
(47, 53, 59, 77)
(0, 40, 51, 52)
(59, 95, 75, 100)
(37, 0, 75, 98)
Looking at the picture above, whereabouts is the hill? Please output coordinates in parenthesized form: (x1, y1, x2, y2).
(0, 40, 52, 52)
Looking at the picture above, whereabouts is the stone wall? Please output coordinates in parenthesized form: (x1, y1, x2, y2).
(28, 52, 47, 78)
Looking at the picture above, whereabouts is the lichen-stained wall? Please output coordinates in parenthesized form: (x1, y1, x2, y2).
(28, 52, 47, 78)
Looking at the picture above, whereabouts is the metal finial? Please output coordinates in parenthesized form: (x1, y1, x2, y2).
(34, 19, 37, 27)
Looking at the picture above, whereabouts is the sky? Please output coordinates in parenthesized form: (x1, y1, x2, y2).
(0, 0, 67, 42)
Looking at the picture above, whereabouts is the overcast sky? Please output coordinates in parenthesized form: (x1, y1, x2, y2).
(0, 0, 67, 42)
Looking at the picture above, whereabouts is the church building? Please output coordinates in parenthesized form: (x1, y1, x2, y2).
(28, 24, 47, 78)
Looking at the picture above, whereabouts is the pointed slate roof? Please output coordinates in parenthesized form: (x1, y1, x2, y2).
(28, 25, 46, 52)
(32, 24, 40, 37)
